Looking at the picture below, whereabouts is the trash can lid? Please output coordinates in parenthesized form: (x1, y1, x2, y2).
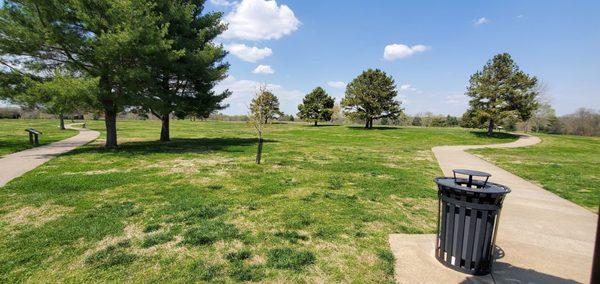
(434, 177, 511, 194)
(453, 169, 491, 177)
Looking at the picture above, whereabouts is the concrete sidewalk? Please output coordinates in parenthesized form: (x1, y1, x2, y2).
(390, 134, 597, 283)
(0, 125, 99, 187)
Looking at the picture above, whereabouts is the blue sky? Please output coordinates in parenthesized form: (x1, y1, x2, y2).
(210, 0, 600, 116)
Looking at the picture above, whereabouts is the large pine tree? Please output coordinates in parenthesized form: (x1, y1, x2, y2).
(341, 69, 403, 128)
(465, 53, 539, 135)
(297, 87, 334, 126)
(138, 0, 231, 141)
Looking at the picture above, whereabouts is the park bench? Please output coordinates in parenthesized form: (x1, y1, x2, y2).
(25, 128, 42, 145)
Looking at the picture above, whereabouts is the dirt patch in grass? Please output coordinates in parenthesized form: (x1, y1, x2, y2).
(82, 224, 143, 259)
(2, 203, 73, 227)
(150, 157, 237, 175)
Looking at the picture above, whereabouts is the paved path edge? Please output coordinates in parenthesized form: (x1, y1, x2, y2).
(0, 124, 100, 187)
(390, 133, 597, 284)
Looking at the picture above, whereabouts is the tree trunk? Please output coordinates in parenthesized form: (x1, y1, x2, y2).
(160, 114, 170, 142)
(255, 137, 263, 164)
(104, 104, 118, 148)
(314, 120, 318, 126)
(264, 117, 269, 124)
(59, 113, 65, 130)
(487, 119, 494, 136)
(365, 118, 370, 129)
(100, 73, 118, 148)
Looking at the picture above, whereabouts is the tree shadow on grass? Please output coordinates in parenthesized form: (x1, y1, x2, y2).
(64, 137, 277, 156)
(301, 124, 340, 127)
(469, 131, 519, 140)
(347, 126, 402, 131)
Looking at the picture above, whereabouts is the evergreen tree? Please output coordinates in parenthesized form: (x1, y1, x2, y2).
(297, 87, 334, 126)
(341, 69, 402, 128)
(138, 0, 230, 141)
(446, 115, 460, 127)
(465, 53, 539, 135)
(0, 0, 170, 147)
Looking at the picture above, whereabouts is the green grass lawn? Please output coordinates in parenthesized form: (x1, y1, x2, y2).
(0, 119, 78, 156)
(471, 133, 600, 212)
(0, 120, 518, 282)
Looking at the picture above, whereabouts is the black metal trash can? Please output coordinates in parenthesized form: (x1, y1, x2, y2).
(434, 169, 510, 275)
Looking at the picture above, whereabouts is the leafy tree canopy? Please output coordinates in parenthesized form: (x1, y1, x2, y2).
(250, 89, 282, 124)
(297, 87, 334, 126)
(341, 69, 403, 128)
(465, 53, 539, 135)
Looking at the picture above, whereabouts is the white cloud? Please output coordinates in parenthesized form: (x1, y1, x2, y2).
(215, 76, 304, 114)
(328, 81, 346, 89)
(252, 64, 275, 74)
(210, 0, 235, 6)
(224, 43, 272, 62)
(383, 44, 430, 60)
(221, 0, 301, 41)
(473, 17, 491, 26)
(399, 84, 417, 92)
(445, 93, 469, 106)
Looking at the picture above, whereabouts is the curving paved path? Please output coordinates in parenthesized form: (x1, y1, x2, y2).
(0, 124, 99, 187)
(389, 133, 597, 283)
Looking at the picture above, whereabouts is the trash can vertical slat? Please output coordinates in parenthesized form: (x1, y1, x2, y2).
(438, 196, 446, 257)
(465, 205, 478, 270)
(472, 210, 485, 270)
(456, 201, 467, 267)
(446, 203, 456, 263)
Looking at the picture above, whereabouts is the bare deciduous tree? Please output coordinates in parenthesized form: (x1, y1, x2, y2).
(249, 85, 271, 164)
(560, 108, 600, 136)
